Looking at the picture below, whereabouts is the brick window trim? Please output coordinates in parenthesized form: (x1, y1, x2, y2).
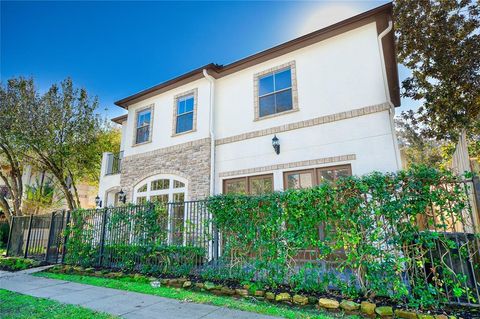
(172, 88, 198, 137)
(253, 60, 299, 122)
(132, 104, 154, 147)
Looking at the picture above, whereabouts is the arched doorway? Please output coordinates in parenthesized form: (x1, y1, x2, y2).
(133, 174, 187, 244)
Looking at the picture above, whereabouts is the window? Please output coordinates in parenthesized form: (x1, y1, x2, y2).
(173, 89, 197, 135)
(254, 61, 297, 120)
(284, 165, 351, 263)
(151, 179, 169, 191)
(258, 68, 293, 117)
(133, 175, 187, 204)
(223, 174, 273, 195)
(284, 165, 352, 190)
(135, 107, 152, 144)
(133, 175, 188, 245)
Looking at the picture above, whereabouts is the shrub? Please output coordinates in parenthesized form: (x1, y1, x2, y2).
(64, 203, 205, 276)
(207, 166, 478, 308)
(0, 222, 9, 248)
(0, 256, 40, 271)
(62, 166, 478, 309)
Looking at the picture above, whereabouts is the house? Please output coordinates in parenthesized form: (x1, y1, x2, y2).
(98, 2, 401, 207)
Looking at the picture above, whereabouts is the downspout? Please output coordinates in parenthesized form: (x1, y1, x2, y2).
(377, 19, 402, 170)
(203, 69, 216, 196)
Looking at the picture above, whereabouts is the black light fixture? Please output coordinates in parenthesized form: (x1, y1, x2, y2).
(95, 195, 102, 208)
(118, 189, 126, 204)
(272, 135, 280, 155)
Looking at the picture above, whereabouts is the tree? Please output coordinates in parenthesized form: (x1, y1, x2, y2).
(0, 78, 36, 223)
(19, 78, 102, 210)
(395, 111, 451, 168)
(394, 0, 480, 141)
(82, 121, 121, 186)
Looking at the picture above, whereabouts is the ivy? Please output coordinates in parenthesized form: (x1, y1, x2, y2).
(63, 166, 478, 309)
(207, 166, 478, 308)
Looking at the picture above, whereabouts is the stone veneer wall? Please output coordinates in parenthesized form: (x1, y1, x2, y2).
(120, 138, 211, 201)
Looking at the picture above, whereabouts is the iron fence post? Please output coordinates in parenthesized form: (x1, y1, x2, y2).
(213, 222, 219, 264)
(24, 215, 34, 259)
(61, 210, 71, 264)
(45, 211, 55, 262)
(98, 208, 108, 267)
(5, 217, 14, 257)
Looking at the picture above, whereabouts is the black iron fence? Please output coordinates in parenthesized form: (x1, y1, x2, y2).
(6, 202, 217, 269)
(6, 210, 69, 263)
(5, 180, 480, 307)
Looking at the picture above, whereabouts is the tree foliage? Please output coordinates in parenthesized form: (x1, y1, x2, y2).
(394, 0, 480, 141)
(16, 78, 101, 210)
(0, 77, 119, 218)
(396, 111, 452, 168)
(0, 78, 36, 222)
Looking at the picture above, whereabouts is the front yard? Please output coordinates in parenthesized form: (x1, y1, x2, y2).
(36, 271, 358, 319)
(0, 289, 117, 319)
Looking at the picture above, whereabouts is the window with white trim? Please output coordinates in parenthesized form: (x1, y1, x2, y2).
(133, 175, 186, 204)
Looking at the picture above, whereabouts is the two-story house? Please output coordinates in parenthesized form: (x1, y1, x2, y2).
(98, 2, 401, 207)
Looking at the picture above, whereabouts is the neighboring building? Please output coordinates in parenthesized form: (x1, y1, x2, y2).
(0, 165, 97, 215)
(98, 3, 401, 207)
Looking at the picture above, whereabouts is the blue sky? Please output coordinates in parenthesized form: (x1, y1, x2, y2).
(1, 1, 416, 119)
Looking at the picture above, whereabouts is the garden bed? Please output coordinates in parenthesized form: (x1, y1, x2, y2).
(41, 265, 477, 319)
(0, 256, 44, 272)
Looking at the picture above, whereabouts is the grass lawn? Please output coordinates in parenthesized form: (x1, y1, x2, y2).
(0, 289, 117, 319)
(36, 272, 359, 319)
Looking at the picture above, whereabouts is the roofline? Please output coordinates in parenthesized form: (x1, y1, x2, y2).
(111, 114, 128, 124)
(114, 2, 399, 108)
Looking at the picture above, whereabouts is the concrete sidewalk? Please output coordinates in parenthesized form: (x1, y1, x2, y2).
(0, 269, 277, 319)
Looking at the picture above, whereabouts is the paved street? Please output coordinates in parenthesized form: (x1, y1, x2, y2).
(0, 269, 277, 319)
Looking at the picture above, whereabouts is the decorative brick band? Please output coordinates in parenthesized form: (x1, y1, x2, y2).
(216, 103, 390, 146)
(219, 154, 356, 178)
(124, 137, 211, 161)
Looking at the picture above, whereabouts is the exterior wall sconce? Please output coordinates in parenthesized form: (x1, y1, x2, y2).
(272, 135, 280, 155)
(95, 195, 102, 208)
(118, 189, 126, 204)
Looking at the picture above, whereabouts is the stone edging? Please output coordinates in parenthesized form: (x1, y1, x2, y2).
(219, 154, 356, 178)
(216, 102, 390, 146)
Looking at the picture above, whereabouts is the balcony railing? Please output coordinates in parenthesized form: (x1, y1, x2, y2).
(105, 151, 123, 175)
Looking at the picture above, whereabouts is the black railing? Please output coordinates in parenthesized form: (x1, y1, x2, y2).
(5, 182, 480, 307)
(105, 152, 122, 175)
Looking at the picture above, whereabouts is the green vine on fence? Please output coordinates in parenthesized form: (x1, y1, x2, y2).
(207, 166, 479, 308)
(62, 166, 479, 309)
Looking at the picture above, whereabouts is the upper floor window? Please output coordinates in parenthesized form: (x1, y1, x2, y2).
(135, 107, 152, 144)
(173, 89, 197, 135)
(254, 61, 298, 120)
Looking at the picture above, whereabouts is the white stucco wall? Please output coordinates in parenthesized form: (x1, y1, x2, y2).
(98, 152, 121, 205)
(122, 79, 211, 158)
(99, 20, 401, 199)
(214, 22, 386, 139)
(215, 110, 398, 193)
